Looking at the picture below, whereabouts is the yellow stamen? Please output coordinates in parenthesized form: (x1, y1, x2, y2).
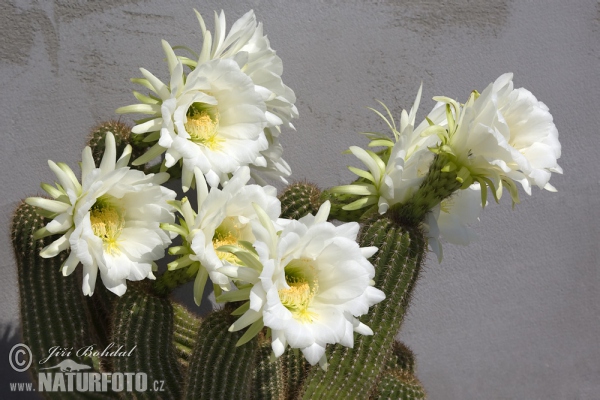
(279, 259, 319, 323)
(213, 233, 239, 264)
(90, 200, 125, 254)
(185, 106, 222, 150)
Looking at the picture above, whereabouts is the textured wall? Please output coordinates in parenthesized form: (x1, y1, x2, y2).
(1, 0, 598, 398)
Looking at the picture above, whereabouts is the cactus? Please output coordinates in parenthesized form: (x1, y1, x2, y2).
(87, 120, 147, 167)
(172, 303, 202, 371)
(374, 370, 426, 400)
(12, 202, 117, 398)
(301, 215, 425, 399)
(389, 341, 416, 374)
(251, 337, 286, 400)
(281, 349, 311, 399)
(371, 341, 426, 399)
(14, 125, 433, 398)
(110, 287, 183, 399)
(279, 182, 323, 220)
(183, 307, 258, 399)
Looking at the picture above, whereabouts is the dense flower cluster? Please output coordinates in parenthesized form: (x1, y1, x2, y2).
(25, 9, 562, 368)
(116, 10, 297, 190)
(336, 74, 561, 260)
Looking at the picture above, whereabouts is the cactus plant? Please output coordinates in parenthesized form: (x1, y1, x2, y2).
(300, 215, 426, 398)
(183, 307, 258, 399)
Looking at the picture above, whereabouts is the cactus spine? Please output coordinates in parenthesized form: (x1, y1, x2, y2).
(301, 216, 425, 399)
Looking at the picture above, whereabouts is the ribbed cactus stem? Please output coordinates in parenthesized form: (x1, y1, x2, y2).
(183, 308, 258, 400)
(374, 370, 426, 400)
(251, 337, 286, 400)
(172, 303, 202, 370)
(282, 348, 311, 399)
(87, 120, 147, 167)
(12, 202, 109, 386)
(279, 182, 323, 220)
(389, 341, 416, 374)
(301, 216, 425, 399)
(83, 283, 117, 372)
(110, 287, 183, 399)
(390, 153, 461, 225)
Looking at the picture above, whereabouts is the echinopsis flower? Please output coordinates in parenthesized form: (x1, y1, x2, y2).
(162, 166, 280, 306)
(332, 86, 439, 214)
(481, 73, 562, 194)
(118, 48, 268, 190)
(220, 201, 385, 368)
(332, 86, 484, 261)
(26, 133, 176, 296)
(425, 183, 484, 262)
(193, 10, 298, 183)
(117, 10, 298, 187)
(432, 73, 562, 202)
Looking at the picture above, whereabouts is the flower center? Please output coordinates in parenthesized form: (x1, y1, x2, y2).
(279, 258, 319, 323)
(213, 217, 243, 264)
(90, 196, 125, 254)
(185, 103, 222, 150)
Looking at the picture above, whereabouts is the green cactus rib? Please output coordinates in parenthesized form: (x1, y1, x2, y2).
(390, 154, 461, 226)
(388, 341, 416, 374)
(279, 182, 323, 220)
(301, 216, 425, 399)
(282, 348, 311, 399)
(183, 308, 258, 400)
(87, 120, 147, 168)
(172, 303, 202, 371)
(110, 288, 183, 399)
(83, 283, 116, 349)
(373, 369, 426, 400)
(12, 202, 116, 399)
(251, 338, 286, 400)
(82, 283, 117, 373)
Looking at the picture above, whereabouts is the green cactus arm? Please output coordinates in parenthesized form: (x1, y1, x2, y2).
(109, 287, 183, 399)
(388, 341, 417, 374)
(282, 348, 311, 400)
(301, 216, 425, 399)
(278, 182, 323, 220)
(373, 369, 426, 400)
(251, 338, 286, 400)
(183, 307, 258, 400)
(87, 121, 147, 168)
(12, 201, 117, 398)
(172, 302, 202, 371)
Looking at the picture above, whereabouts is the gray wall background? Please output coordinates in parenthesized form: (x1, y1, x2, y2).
(1, 0, 598, 398)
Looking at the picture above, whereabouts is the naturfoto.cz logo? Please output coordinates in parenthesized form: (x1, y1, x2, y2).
(8, 343, 165, 394)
